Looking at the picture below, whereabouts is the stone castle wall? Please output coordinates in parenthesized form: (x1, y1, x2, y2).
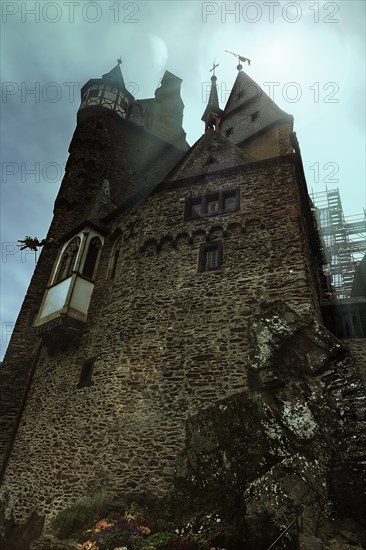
(1, 153, 325, 524)
(0, 110, 184, 488)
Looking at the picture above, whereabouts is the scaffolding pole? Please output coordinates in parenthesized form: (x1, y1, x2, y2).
(310, 188, 366, 299)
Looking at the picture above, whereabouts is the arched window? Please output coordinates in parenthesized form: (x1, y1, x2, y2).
(82, 237, 103, 280)
(54, 237, 80, 283)
(108, 237, 122, 280)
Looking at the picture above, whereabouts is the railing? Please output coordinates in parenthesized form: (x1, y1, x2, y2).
(266, 509, 303, 550)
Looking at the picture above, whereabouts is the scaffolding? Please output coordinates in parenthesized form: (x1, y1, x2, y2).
(310, 188, 366, 299)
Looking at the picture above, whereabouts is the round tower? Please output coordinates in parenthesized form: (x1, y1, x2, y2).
(78, 58, 134, 120)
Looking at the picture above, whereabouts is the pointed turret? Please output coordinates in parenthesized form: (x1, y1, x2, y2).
(202, 69, 224, 132)
(102, 58, 126, 88)
(79, 58, 134, 119)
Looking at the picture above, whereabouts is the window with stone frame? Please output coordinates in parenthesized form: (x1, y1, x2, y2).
(107, 236, 122, 280)
(185, 188, 239, 220)
(82, 237, 103, 280)
(198, 241, 223, 272)
(54, 237, 81, 283)
(77, 358, 95, 389)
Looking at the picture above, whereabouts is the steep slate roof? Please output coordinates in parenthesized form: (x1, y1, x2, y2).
(81, 59, 135, 101)
(220, 69, 293, 146)
(164, 128, 255, 184)
(201, 75, 223, 122)
(102, 60, 126, 88)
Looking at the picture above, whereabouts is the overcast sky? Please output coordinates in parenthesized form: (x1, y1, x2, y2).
(1, 0, 365, 359)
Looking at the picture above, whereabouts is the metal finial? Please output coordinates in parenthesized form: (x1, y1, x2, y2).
(117, 57, 122, 65)
(209, 60, 219, 77)
(225, 50, 251, 68)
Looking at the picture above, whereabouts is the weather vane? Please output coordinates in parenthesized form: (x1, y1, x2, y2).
(225, 50, 251, 71)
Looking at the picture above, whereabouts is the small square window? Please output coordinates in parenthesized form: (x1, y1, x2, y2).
(251, 111, 260, 121)
(226, 127, 233, 137)
(77, 359, 95, 389)
(199, 242, 223, 272)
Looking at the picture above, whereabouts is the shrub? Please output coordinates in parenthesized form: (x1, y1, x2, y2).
(51, 492, 112, 539)
(144, 531, 177, 549)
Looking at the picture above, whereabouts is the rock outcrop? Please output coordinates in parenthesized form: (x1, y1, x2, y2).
(172, 302, 366, 549)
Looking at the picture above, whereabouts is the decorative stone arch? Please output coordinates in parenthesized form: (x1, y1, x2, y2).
(158, 235, 175, 251)
(175, 232, 190, 248)
(108, 227, 123, 244)
(208, 224, 225, 241)
(192, 229, 207, 244)
(140, 238, 158, 253)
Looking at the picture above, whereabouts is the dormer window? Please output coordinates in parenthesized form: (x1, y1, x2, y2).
(226, 127, 233, 137)
(251, 110, 260, 121)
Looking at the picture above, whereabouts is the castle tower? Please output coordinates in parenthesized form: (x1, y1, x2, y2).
(1, 62, 365, 547)
(0, 60, 187, 482)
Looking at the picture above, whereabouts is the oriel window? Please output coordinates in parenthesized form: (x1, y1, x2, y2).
(54, 237, 81, 283)
(82, 237, 102, 280)
(89, 88, 99, 99)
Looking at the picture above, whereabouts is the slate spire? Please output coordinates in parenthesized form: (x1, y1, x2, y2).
(102, 58, 126, 88)
(201, 65, 224, 132)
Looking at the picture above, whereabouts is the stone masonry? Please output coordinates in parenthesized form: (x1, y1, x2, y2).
(0, 62, 365, 548)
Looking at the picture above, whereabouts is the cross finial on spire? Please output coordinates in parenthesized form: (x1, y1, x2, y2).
(209, 60, 219, 78)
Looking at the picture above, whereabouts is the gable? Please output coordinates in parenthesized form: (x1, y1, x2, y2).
(163, 128, 255, 184)
(221, 70, 293, 147)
